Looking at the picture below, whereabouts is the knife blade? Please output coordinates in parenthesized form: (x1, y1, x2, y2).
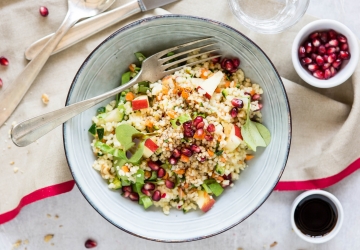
(25, 0, 178, 60)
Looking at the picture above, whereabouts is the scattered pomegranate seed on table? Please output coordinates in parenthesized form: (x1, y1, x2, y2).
(39, 6, 49, 17)
(298, 29, 350, 80)
(84, 239, 97, 248)
(0, 56, 9, 66)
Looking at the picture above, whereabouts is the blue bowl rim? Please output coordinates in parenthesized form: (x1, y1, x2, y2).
(62, 14, 292, 243)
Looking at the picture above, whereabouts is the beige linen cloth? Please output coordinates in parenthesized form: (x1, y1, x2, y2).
(0, 0, 359, 217)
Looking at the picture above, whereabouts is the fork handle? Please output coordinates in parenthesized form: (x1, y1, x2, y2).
(11, 73, 142, 147)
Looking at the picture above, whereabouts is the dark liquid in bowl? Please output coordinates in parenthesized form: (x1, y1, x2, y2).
(294, 194, 338, 237)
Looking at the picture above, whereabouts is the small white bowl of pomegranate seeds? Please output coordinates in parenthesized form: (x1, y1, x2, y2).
(292, 19, 359, 88)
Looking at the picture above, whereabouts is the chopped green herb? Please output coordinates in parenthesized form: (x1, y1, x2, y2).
(215, 150, 223, 156)
(96, 107, 106, 114)
(111, 177, 122, 189)
(88, 123, 96, 135)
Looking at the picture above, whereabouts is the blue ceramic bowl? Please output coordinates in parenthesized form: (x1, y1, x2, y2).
(63, 15, 291, 242)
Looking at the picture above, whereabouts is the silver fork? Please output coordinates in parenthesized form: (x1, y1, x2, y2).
(11, 37, 221, 147)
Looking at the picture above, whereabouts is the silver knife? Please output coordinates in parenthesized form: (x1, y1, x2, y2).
(25, 0, 178, 60)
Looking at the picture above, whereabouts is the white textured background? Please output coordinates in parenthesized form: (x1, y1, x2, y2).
(1, 0, 360, 249)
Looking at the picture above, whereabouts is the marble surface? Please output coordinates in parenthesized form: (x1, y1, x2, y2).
(1, 0, 360, 249)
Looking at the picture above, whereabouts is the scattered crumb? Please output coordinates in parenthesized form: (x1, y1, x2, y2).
(10, 161, 14, 165)
(59, 225, 63, 228)
(12, 240, 22, 249)
(41, 93, 49, 104)
(237, 248, 244, 250)
(47, 214, 51, 218)
(55, 214, 59, 219)
(44, 234, 54, 242)
(270, 241, 278, 248)
(13, 167, 18, 173)
(8, 145, 11, 148)
(51, 243, 54, 246)
(24, 239, 29, 244)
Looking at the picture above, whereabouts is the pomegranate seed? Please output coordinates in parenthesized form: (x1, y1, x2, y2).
(0, 78, 2, 88)
(322, 63, 331, 70)
(232, 58, 240, 68)
(330, 66, 337, 77)
(165, 180, 175, 189)
(332, 58, 342, 69)
(339, 51, 350, 60)
(310, 53, 318, 61)
(301, 58, 311, 66)
(152, 190, 161, 201)
(252, 94, 261, 101)
(141, 187, 151, 196)
(326, 47, 336, 54)
(184, 129, 194, 138)
(196, 121, 205, 129)
(199, 156, 207, 162)
(320, 32, 329, 43)
(221, 59, 235, 71)
(310, 32, 319, 39)
(231, 98, 244, 108)
(210, 55, 220, 63)
(230, 107, 238, 118)
(0, 57, 9, 66)
(257, 103, 263, 110)
(328, 39, 339, 47)
(327, 53, 337, 64)
(328, 29, 337, 39)
(335, 46, 340, 53)
(157, 167, 166, 177)
(148, 161, 160, 171)
(85, 239, 97, 248)
(324, 43, 331, 48)
(143, 183, 155, 191)
(205, 135, 213, 141)
(305, 42, 312, 54)
(299, 46, 306, 57)
(307, 64, 318, 72)
(172, 149, 181, 158)
(323, 54, 329, 62)
(207, 123, 215, 133)
(129, 192, 139, 201)
(337, 34, 347, 43)
(317, 45, 326, 55)
(324, 69, 331, 79)
(181, 148, 193, 157)
(161, 193, 166, 198)
(194, 128, 204, 138)
(340, 43, 348, 51)
(190, 144, 201, 153)
(313, 70, 324, 79)
(193, 116, 203, 127)
(122, 186, 132, 193)
(169, 156, 177, 165)
(123, 191, 131, 198)
(223, 173, 232, 181)
(183, 120, 192, 128)
(312, 38, 320, 47)
(39, 6, 49, 17)
(315, 55, 324, 66)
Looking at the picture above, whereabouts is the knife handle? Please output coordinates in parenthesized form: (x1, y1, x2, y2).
(25, 0, 141, 60)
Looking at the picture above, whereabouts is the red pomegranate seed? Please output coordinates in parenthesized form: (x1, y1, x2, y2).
(310, 53, 318, 61)
(141, 187, 151, 196)
(337, 34, 347, 43)
(328, 29, 337, 39)
(207, 123, 215, 133)
(299, 46, 306, 57)
(258, 103, 263, 110)
(148, 161, 160, 171)
(323, 54, 329, 62)
(129, 192, 139, 201)
(165, 180, 175, 189)
(308, 64, 318, 72)
(199, 156, 207, 162)
(205, 135, 213, 141)
(193, 116, 203, 127)
(0, 78, 2, 88)
(152, 190, 161, 201)
(194, 128, 204, 138)
(143, 183, 155, 191)
(313, 70, 324, 79)
(327, 53, 337, 63)
(301, 58, 312, 66)
(340, 43, 348, 51)
(232, 58, 240, 68)
(328, 39, 339, 47)
(161, 193, 166, 198)
(183, 120, 192, 128)
(196, 121, 205, 129)
(324, 43, 331, 48)
(157, 167, 166, 177)
(320, 32, 329, 43)
(252, 94, 261, 100)
(181, 147, 193, 157)
(310, 32, 319, 39)
(183, 128, 194, 138)
(330, 66, 337, 77)
(322, 63, 331, 70)
(335, 46, 340, 53)
(172, 149, 181, 158)
(339, 51, 350, 60)
(39, 6, 49, 17)
(210, 55, 220, 63)
(317, 45, 326, 55)
(230, 107, 238, 118)
(326, 47, 336, 54)
(305, 42, 312, 54)
(332, 58, 342, 69)
(0, 56, 9, 66)
(324, 69, 331, 79)
(315, 55, 324, 66)
(231, 98, 244, 108)
(222, 59, 235, 71)
(312, 38, 320, 47)
(85, 239, 97, 248)
(190, 144, 201, 153)
(122, 186, 132, 193)
(123, 191, 131, 198)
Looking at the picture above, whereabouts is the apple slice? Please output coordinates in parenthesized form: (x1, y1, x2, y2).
(197, 71, 224, 99)
(196, 190, 215, 212)
(224, 124, 242, 151)
(143, 138, 159, 158)
(132, 95, 149, 110)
